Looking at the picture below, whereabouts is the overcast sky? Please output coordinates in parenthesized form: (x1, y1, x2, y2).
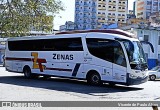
(54, 0, 135, 30)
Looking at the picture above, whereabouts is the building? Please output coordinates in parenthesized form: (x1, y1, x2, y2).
(133, 1, 136, 16)
(127, 10, 136, 19)
(149, 12, 160, 26)
(136, 0, 160, 19)
(59, 21, 75, 32)
(74, 0, 128, 30)
(75, 0, 97, 30)
(105, 0, 128, 27)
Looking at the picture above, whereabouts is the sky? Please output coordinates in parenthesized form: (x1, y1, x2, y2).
(54, 0, 135, 30)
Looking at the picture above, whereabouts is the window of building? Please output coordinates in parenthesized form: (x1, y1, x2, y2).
(144, 35, 149, 42)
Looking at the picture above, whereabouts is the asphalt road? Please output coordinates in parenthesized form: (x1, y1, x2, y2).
(0, 66, 160, 110)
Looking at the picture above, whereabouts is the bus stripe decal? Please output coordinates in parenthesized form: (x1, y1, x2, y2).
(72, 63, 81, 77)
(46, 67, 72, 72)
(6, 57, 73, 72)
(6, 57, 32, 61)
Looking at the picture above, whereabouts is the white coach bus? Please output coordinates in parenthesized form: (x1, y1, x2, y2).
(5, 29, 154, 86)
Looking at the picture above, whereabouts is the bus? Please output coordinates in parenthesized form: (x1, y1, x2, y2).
(5, 29, 154, 86)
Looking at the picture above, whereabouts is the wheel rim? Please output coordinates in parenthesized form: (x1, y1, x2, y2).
(150, 75, 155, 80)
(91, 74, 100, 84)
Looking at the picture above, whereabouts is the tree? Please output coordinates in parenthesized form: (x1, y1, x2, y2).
(0, 0, 64, 37)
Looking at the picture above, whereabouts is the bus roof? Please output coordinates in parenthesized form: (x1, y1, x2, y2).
(56, 29, 136, 39)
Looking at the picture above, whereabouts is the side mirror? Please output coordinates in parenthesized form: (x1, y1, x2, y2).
(140, 41, 154, 53)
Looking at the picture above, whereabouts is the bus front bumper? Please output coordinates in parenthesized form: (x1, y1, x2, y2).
(127, 73, 149, 86)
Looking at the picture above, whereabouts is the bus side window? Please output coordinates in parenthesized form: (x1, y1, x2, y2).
(86, 38, 114, 63)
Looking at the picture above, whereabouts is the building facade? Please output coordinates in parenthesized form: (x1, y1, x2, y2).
(136, 0, 160, 19)
(75, 0, 128, 30)
(75, 0, 97, 30)
(59, 21, 75, 32)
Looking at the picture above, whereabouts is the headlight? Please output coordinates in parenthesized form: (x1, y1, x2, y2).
(129, 74, 138, 79)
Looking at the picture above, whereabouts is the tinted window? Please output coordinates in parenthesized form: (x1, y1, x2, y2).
(8, 38, 83, 51)
(86, 38, 126, 67)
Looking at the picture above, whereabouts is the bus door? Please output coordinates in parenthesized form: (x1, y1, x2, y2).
(112, 42, 127, 83)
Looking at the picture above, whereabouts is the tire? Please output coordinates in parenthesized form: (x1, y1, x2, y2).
(149, 75, 156, 81)
(109, 83, 115, 86)
(87, 72, 102, 85)
(43, 75, 51, 79)
(23, 67, 37, 78)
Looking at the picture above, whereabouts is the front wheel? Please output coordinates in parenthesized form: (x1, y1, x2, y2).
(149, 75, 156, 81)
(87, 72, 102, 85)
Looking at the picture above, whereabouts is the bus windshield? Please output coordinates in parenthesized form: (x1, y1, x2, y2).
(123, 41, 147, 69)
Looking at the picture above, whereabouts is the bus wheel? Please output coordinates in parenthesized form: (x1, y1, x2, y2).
(43, 75, 51, 79)
(109, 83, 115, 86)
(87, 72, 101, 85)
(149, 75, 156, 81)
(23, 67, 33, 78)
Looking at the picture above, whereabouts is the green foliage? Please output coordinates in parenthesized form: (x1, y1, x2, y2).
(0, 0, 64, 37)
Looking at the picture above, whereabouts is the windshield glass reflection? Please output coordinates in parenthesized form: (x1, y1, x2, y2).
(123, 41, 147, 65)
